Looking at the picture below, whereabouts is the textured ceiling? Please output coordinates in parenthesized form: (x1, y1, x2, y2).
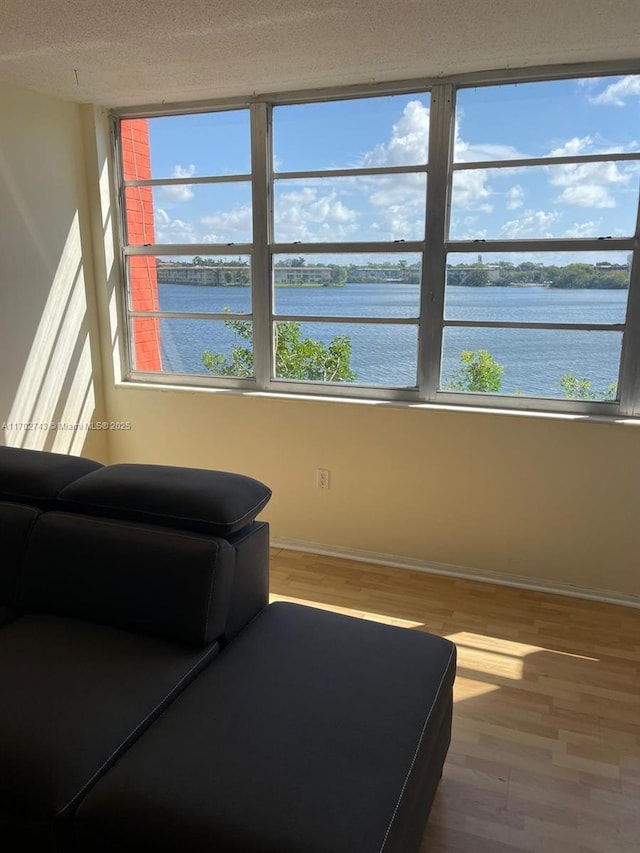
(0, 0, 639, 107)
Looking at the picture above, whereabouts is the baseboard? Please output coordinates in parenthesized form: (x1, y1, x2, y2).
(271, 537, 640, 610)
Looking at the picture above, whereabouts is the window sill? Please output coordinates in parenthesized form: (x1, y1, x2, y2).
(113, 378, 640, 427)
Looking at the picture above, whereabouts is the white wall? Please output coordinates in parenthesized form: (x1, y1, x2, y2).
(0, 83, 107, 460)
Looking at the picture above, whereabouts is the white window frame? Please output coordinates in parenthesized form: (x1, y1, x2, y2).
(112, 59, 640, 418)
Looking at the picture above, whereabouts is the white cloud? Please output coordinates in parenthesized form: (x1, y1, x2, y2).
(549, 159, 631, 188)
(590, 75, 640, 106)
(173, 164, 196, 179)
(557, 185, 616, 209)
(370, 204, 424, 239)
(548, 136, 593, 158)
(449, 116, 525, 213)
(154, 202, 253, 244)
(361, 100, 429, 167)
(564, 221, 600, 238)
(452, 169, 493, 212)
(498, 210, 560, 239)
(353, 100, 429, 234)
(548, 153, 633, 210)
(154, 208, 199, 243)
(454, 119, 525, 164)
(275, 187, 359, 242)
(159, 164, 196, 203)
(200, 205, 253, 242)
(506, 185, 524, 210)
(449, 214, 488, 240)
(160, 185, 194, 202)
(367, 172, 425, 211)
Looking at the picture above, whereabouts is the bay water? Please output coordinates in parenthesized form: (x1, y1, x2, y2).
(158, 283, 626, 397)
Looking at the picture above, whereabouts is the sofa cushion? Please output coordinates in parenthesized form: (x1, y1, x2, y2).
(19, 512, 235, 646)
(0, 502, 40, 613)
(76, 602, 456, 853)
(58, 463, 272, 536)
(0, 613, 217, 851)
(0, 446, 102, 507)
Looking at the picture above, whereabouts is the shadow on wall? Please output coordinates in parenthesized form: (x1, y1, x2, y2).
(0, 199, 97, 455)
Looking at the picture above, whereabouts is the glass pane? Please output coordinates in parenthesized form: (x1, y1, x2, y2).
(127, 256, 251, 314)
(450, 164, 640, 240)
(124, 183, 252, 245)
(273, 93, 430, 172)
(445, 252, 630, 324)
(440, 327, 621, 399)
(455, 76, 640, 162)
(131, 318, 254, 377)
(121, 111, 251, 181)
(273, 321, 417, 386)
(273, 253, 421, 318)
(274, 174, 426, 242)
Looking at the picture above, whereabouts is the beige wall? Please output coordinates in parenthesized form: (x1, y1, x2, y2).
(104, 386, 640, 598)
(0, 83, 107, 461)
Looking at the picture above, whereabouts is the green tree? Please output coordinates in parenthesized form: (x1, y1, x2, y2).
(559, 375, 617, 401)
(202, 314, 355, 382)
(464, 267, 491, 287)
(446, 350, 504, 392)
(329, 265, 347, 285)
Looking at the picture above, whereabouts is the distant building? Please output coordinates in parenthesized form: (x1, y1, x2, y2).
(273, 267, 332, 284)
(349, 267, 413, 282)
(446, 265, 501, 285)
(157, 265, 249, 285)
(594, 263, 630, 274)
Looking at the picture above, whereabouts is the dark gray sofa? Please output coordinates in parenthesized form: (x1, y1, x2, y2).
(0, 446, 456, 853)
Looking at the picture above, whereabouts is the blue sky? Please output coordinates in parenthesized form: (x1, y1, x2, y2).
(143, 74, 640, 262)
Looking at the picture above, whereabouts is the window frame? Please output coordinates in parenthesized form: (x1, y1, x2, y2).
(111, 59, 640, 418)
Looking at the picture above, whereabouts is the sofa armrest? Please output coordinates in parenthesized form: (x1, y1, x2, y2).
(224, 521, 270, 642)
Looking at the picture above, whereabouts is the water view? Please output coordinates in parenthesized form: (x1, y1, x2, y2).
(156, 283, 626, 398)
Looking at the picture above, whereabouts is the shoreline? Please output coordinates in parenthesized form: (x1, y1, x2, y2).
(157, 281, 628, 291)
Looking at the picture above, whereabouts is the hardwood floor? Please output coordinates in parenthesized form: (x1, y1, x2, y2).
(269, 547, 640, 853)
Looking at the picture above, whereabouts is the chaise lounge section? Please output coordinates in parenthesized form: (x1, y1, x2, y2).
(0, 446, 455, 853)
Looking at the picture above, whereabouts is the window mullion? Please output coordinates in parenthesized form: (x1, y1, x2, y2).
(250, 102, 272, 390)
(618, 195, 640, 416)
(419, 83, 455, 401)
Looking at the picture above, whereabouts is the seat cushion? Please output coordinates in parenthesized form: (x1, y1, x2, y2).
(0, 446, 102, 507)
(58, 463, 271, 536)
(76, 602, 456, 853)
(0, 613, 217, 851)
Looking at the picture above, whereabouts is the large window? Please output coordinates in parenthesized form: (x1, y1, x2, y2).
(115, 65, 640, 416)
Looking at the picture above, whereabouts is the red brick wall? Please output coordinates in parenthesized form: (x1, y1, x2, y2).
(121, 120, 162, 371)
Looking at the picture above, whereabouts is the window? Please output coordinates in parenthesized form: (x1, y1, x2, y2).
(114, 65, 640, 416)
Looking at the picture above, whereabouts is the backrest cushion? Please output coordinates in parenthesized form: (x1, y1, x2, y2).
(19, 512, 235, 646)
(0, 446, 102, 508)
(0, 502, 40, 609)
(58, 463, 271, 536)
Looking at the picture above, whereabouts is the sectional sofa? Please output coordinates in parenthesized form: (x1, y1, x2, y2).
(0, 446, 456, 853)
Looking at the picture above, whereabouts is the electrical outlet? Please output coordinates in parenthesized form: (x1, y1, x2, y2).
(316, 468, 330, 490)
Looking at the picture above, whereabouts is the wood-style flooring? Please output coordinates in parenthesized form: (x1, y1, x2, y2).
(269, 547, 640, 853)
